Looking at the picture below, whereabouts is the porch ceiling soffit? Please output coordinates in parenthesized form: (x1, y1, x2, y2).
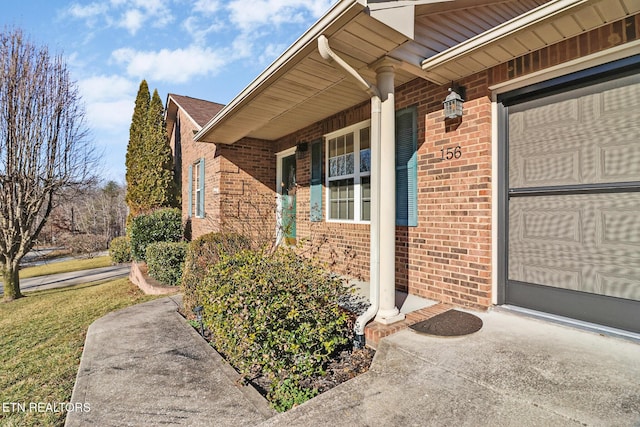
(194, 0, 563, 145)
(420, 0, 640, 85)
(194, 0, 430, 145)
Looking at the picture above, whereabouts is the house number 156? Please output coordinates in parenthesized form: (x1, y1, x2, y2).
(440, 145, 462, 160)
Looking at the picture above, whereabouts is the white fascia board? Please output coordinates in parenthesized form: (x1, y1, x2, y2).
(421, 0, 588, 71)
(194, 0, 366, 143)
(368, 0, 452, 40)
(369, 4, 415, 39)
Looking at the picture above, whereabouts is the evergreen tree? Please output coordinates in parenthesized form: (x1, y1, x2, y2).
(142, 89, 177, 209)
(125, 81, 178, 219)
(125, 80, 150, 217)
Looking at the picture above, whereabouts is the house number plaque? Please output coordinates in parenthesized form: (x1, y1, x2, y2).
(440, 145, 462, 160)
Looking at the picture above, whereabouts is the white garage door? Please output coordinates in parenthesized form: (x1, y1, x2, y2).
(506, 72, 640, 333)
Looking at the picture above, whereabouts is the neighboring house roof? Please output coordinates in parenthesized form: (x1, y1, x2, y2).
(195, 0, 639, 145)
(165, 94, 225, 138)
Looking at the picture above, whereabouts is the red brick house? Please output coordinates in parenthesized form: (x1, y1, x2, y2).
(178, 0, 640, 341)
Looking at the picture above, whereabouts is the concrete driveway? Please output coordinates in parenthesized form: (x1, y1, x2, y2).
(0, 265, 130, 295)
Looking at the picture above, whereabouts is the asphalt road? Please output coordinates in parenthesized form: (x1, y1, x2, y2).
(0, 265, 131, 295)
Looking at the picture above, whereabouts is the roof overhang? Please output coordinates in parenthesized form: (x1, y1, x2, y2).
(196, 0, 639, 145)
(195, 0, 423, 144)
(421, 0, 640, 85)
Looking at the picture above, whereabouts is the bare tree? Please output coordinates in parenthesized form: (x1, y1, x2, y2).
(0, 29, 98, 301)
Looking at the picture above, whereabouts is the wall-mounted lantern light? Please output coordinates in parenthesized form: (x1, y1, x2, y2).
(443, 86, 464, 119)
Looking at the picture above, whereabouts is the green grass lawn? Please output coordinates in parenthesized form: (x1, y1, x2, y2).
(19, 256, 113, 279)
(0, 279, 157, 426)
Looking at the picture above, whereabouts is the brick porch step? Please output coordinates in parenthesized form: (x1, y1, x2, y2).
(364, 303, 454, 349)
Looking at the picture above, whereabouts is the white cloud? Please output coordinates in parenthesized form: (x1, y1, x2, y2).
(67, 2, 109, 19)
(86, 100, 134, 133)
(111, 46, 228, 83)
(193, 0, 221, 15)
(78, 75, 136, 103)
(182, 16, 226, 45)
(119, 9, 144, 34)
(77, 75, 137, 135)
(67, 0, 173, 34)
(226, 0, 334, 30)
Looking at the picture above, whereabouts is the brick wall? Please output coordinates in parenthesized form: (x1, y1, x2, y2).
(491, 15, 639, 84)
(394, 76, 493, 310)
(217, 138, 277, 246)
(171, 109, 221, 239)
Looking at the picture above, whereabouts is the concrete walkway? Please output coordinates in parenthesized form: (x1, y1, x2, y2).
(65, 296, 275, 427)
(67, 296, 640, 426)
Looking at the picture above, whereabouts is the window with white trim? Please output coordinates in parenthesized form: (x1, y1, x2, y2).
(326, 121, 370, 222)
(189, 158, 205, 218)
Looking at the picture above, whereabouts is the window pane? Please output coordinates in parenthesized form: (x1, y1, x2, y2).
(361, 176, 370, 198)
(330, 183, 338, 198)
(339, 181, 348, 198)
(329, 138, 337, 158)
(360, 149, 370, 173)
(346, 133, 354, 154)
(329, 179, 354, 220)
(336, 135, 345, 155)
(329, 157, 337, 177)
(361, 200, 370, 221)
(331, 201, 339, 219)
(346, 153, 354, 175)
(339, 201, 347, 219)
(360, 127, 370, 150)
(361, 176, 370, 221)
(337, 156, 345, 176)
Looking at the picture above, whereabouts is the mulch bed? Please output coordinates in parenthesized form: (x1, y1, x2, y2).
(409, 309, 483, 337)
(180, 308, 375, 401)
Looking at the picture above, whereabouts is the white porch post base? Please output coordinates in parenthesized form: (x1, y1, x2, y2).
(375, 308, 405, 325)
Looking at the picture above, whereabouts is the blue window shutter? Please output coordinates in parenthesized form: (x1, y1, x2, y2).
(310, 139, 322, 221)
(396, 107, 418, 227)
(198, 158, 205, 217)
(188, 164, 193, 218)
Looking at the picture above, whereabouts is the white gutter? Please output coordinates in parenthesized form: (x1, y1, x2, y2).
(421, 0, 588, 71)
(194, 0, 366, 143)
(318, 35, 381, 348)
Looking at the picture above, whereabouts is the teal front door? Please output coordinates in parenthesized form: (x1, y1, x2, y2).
(280, 154, 296, 245)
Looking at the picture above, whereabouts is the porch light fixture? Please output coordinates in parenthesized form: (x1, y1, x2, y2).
(443, 86, 464, 119)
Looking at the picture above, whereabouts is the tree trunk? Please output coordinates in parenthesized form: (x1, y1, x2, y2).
(2, 264, 22, 302)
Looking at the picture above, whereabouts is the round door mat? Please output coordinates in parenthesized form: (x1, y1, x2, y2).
(409, 309, 483, 337)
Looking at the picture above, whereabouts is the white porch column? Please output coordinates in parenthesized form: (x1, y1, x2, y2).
(374, 59, 404, 325)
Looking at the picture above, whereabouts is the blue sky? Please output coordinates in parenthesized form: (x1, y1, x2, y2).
(3, 0, 336, 182)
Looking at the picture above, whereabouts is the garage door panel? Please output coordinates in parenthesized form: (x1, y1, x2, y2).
(509, 193, 640, 301)
(505, 70, 640, 332)
(600, 135, 640, 181)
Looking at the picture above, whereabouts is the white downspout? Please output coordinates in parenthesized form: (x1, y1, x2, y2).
(318, 35, 381, 347)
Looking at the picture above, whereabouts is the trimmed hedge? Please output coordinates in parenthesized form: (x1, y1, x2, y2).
(146, 241, 188, 286)
(181, 232, 251, 315)
(108, 236, 132, 264)
(197, 248, 352, 411)
(129, 208, 183, 261)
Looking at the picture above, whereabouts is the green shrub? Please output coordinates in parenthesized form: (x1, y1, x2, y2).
(269, 378, 319, 412)
(129, 208, 183, 261)
(198, 248, 352, 411)
(181, 232, 251, 316)
(146, 241, 188, 286)
(108, 236, 132, 263)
